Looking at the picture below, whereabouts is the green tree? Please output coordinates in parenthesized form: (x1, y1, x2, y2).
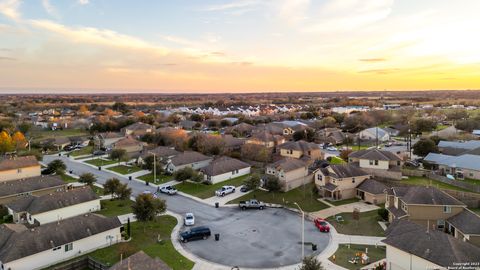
(243, 174, 261, 190)
(17, 122, 32, 135)
(46, 159, 66, 175)
(265, 175, 281, 192)
(131, 193, 167, 232)
(116, 183, 132, 200)
(142, 155, 164, 173)
(104, 178, 121, 198)
(112, 102, 129, 113)
(173, 167, 195, 181)
(413, 138, 438, 157)
(79, 173, 96, 186)
(110, 149, 127, 164)
(299, 256, 324, 270)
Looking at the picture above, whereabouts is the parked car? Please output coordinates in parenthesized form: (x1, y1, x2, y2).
(240, 185, 250, 192)
(239, 199, 265, 210)
(314, 218, 330, 233)
(160, 185, 177, 195)
(179, 226, 211, 243)
(142, 190, 158, 198)
(64, 145, 77, 152)
(93, 150, 106, 156)
(215, 186, 235, 197)
(184, 213, 195, 226)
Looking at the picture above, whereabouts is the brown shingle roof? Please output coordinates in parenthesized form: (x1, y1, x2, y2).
(201, 156, 250, 176)
(356, 179, 387, 194)
(382, 219, 480, 267)
(328, 164, 369, 178)
(0, 156, 39, 171)
(170, 151, 211, 166)
(0, 175, 66, 198)
(114, 137, 144, 148)
(6, 187, 98, 215)
(349, 149, 401, 161)
(109, 251, 172, 270)
(268, 158, 306, 172)
(141, 146, 179, 159)
(399, 186, 465, 206)
(0, 214, 121, 263)
(278, 140, 319, 152)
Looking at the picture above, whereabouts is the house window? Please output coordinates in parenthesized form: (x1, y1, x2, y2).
(437, 219, 445, 229)
(308, 151, 311, 156)
(352, 178, 355, 183)
(65, 243, 73, 252)
(53, 246, 61, 251)
(374, 160, 379, 165)
(443, 206, 452, 213)
(402, 203, 408, 212)
(369, 160, 374, 165)
(397, 161, 401, 166)
(317, 174, 322, 180)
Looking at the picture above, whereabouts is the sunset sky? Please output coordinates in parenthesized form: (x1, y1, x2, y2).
(1, 0, 480, 93)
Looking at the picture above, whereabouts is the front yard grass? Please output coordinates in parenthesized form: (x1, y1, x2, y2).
(330, 198, 360, 206)
(138, 173, 173, 184)
(329, 156, 346, 165)
(403, 176, 473, 193)
(175, 174, 250, 199)
(60, 174, 78, 183)
(462, 178, 480, 186)
(97, 199, 133, 217)
(88, 216, 194, 270)
(107, 165, 143, 175)
(31, 128, 88, 142)
(326, 210, 385, 237)
(329, 244, 386, 270)
(70, 145, 93, 156)
(228, 183, 329, 212)
(85, 158, 118, 167)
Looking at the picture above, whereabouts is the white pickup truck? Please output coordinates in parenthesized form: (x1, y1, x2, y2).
(215, 185, 235, 197)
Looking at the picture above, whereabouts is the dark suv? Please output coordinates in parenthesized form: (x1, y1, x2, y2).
(179, 226, 211, 243)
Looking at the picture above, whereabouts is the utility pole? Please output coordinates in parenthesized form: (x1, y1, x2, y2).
(153, 152, 157, 184)
(375, 126, 378, 148)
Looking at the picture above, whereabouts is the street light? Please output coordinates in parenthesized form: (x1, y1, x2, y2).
(293, 202, 305, 260)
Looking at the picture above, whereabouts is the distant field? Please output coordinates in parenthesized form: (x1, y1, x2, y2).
(31, 128, 89, 142)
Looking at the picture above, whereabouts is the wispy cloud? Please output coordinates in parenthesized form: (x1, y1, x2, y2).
(359, 58, 387, 62)
(0, 0, 21, 20)
(41, 0, 59, 18)
(204, 0, 259, 11)
(359, 68, 400, 74)
(78, 0, 89, 5)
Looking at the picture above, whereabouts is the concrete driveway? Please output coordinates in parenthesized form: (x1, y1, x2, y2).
(311, 201, 380, 219)
(44, 154, 331, 269)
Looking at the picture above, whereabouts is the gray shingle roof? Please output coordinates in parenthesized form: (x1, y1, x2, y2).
(141, 146, 179, 159)
(356, 179, 387, 194)
(328, 164, 369, 178)
(0, 214, 121, 263)
(109, 251, 172, 270)
(278, 140, 319, 152)
(382, 219, 480, 267)
(0, 175, 65, 198)
(398, 186, 464, 206)
(386, 206, 407, 218)
(438, 140, 480, 150)
(268, 158, 306, 172)
(447, 209, 480, 235)
(170, 151, 211, 166)
(124, 122, 154, 131)
(201, 156, 250, 176)
(0, 156, 39, 171)
(349, 149, 401, 161)
(324, 183, 338, 192)
(424, 153, 480, 171)
(6, 187, 98, 214)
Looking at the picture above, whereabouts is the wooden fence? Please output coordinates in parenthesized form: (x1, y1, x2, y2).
(51, 256, 109, 270)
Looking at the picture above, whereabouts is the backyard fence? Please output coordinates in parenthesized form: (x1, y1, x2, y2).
(50, 256, 109, 270)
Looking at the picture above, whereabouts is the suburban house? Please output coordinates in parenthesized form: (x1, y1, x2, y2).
(201, 156, 251, 184)
(179, 120, 198, 130)
(5, 187, 100, 225)
(165, 151, 212, 173)
(0, 214, 122, 270)
(246, 131, 285, 148)
(121, 122, 154, 136)
(95, 132, 124, 149)
(109, 251, 171, 270)
(424, 153, 480, 180)
(137, 146, 179, 165)
(349, 149, 403, 180)
(278, 140, 323, 163)
(0, 156, 41, 183)
(385, 186, 466, 229)
(0, 175, 67, 205)
(314, 164, 371, 201)
(446, 209, 480, 247)
(357, 127, 390, 142)
(437, 140, 480, 156)
(227, 122, 254, 137)
(382, 219, 480, 270)
(355, 178, 388, 204)
(42, 137, 71, 151)
(266, 158, 311, 192)
(222, 135, 245, 153)
(112, 137, 146, 158)
(314, 128, 346, 145)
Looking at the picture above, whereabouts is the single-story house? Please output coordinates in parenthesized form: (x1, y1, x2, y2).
(357, 127, 390, 142)
(6, 187, 100, 225)
(112, 137, 146, 159)
(0, 175, 67, 205)
(137, 146, 180, 165)
(0, 156, 41, 183)
(121, 122, 154, 136)
(165, 151, 212, 173)
(201, 156, 251, 184)
(424, 152, 480, 180)
(0, 214, 122, 270)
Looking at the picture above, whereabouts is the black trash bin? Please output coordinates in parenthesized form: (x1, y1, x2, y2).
(69, 170, 73, 174)
(129, 176, 132, 180)
(312, 244, 317, 251)
(67, 154, 70, 158)
(98, 166, 101, 171)
(146, 181, 149, 186)
(58, 153, 61, 156)
(215, 202, 219, 208)
(215, 233, 220, 241)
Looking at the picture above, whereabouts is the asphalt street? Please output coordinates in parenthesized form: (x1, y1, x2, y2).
(44, 154, 331, 268)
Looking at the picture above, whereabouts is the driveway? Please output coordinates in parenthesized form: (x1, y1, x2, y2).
(311, 201, 380, 219)
(44, 154, 331, 268)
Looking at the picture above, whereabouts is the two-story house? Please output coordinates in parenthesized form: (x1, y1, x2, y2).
(0, 156, 41, 183)
(278, 140, 323, 163)
(266, 158, 311, 192)
(314, 164, 371, 201)
(246, 131, 285, 149)
(0, 175, 67, 205)
(112, 136, 146, 159)
(121, 122, 154, 136)
(349, 149, 403, 180)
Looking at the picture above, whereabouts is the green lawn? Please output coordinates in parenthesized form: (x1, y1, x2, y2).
(97, 199, 133, 217)
(31, 128, 88, 142)
(107, 165, 143, 175)
(175, 174, 250, 199)
(403, 176, 473, 193)
(228, 183, 329, 212)
(329, 244, 386, 270)
(138, 173, 173, 184)
(85, 158, 118, 166)
(330, 198, 360, 206)
(92, 185, 104, 195)
(60, 174, 78, 183)
(436, 124, 449, 131)
(462, 178, 480, 186)
(70, 145, 93, 156)
(87, 216, 194, 270)
(329, 156, 346, 165)
(326, 210, 385, 237)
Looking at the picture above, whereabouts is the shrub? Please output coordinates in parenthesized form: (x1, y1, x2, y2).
(377, 208, 389, 221)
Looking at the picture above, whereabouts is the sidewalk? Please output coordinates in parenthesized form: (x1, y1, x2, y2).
(310, 201, 380, 219)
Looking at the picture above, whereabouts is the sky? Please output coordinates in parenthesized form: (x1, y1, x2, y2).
(1, 0, 480, 93)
